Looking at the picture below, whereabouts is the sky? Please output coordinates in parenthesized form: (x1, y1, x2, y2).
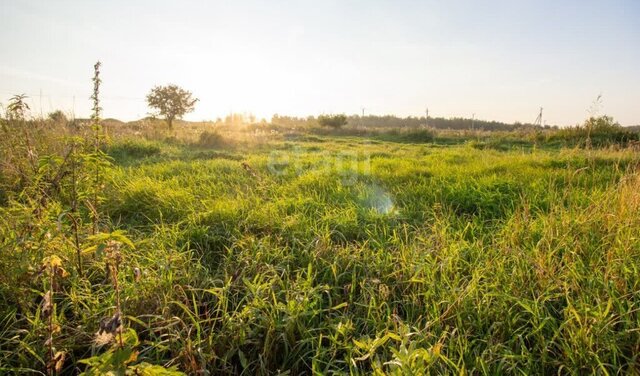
(1, 0, 639, 126)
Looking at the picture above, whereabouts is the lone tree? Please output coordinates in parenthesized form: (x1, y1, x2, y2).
(146, 84, 198, 129)
(318, 114, 348, 129)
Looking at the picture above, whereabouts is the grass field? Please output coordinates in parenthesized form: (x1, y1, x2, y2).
(3, 1, 639, 373)
(1, 122, 640, 374)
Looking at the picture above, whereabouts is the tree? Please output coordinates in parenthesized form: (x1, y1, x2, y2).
(146, 85, 198, 129)
(48, 110, 67, 123)
(318, 114, 348, 129)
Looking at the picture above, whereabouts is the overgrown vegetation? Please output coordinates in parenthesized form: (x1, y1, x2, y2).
(1, 74, 639, 373)
(318, 114, 348, 129)
(547, 115, 639, 148)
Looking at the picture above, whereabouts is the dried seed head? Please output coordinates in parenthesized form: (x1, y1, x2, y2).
(47, 351, 66, 373)
(40, 255, 69, 281)
(98, 312, 122, 335)
(378, 283, 390, 300)
(94, 330, 114, 346)
(54, 351, 66, 373)
(133, 267, 141, 282)
(54, 265, 69, 279)
(105, 240, 123, 263)
(41, 291, 53, 319)
(106, 240, 121, 251)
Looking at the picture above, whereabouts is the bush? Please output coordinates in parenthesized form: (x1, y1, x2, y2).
(198, 130, 228, 148)
(397, 129, 435, 143)
(548, 116, 638, 147)
(318, 114, 348, 129)
(373, 128, 435, 144)
(47, 110, 68, 124)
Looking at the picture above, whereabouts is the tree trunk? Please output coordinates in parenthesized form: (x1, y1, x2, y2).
(167, 117, 173, 129)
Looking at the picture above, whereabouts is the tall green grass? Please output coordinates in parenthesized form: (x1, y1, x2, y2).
(1, 127, 639, 373)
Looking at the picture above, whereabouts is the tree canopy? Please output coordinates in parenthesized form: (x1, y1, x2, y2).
(146, 85, 198, 128)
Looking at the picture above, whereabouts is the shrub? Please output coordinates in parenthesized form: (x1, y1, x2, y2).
(198, 130, 228, 148)
(548, 116, 638, 147)
(47, 110, 68, 124)
(318, 114, 348, 129)
(395, 129, 435, 143)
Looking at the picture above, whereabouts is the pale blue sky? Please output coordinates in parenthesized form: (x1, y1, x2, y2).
(1, 0, 639, 125)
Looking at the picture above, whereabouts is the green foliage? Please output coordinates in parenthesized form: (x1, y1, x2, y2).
(47, 110, 68, 124)
(272, 113, 547, 131)
(0, 66, 189, 374)
(549, 115, 638, 147)
(381, 128, 435, 143)
(6, 94, 30, 120)
(318, 114, 348, 129)
(106, 176, 193, 224)
(109, 139, 162, 161)
(2, 109, 640, 374)
(80, 328, 185, 375)
(146, 85, 198, 129)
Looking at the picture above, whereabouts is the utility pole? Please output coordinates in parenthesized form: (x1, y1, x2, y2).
(471, 113, 475, 130)
(534, 107, 543, 127)
(540, 107, 543, 127)
(425, 108, 429, 127)
(39, 89, 43, 118)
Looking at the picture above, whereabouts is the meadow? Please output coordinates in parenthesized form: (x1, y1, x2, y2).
(1, 115, 639, 374)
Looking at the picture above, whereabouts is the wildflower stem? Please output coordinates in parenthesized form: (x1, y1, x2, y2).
(112, 261, 124, 348)
(48, 263, 54, 376)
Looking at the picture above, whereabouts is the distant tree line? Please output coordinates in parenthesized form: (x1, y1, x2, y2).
(270, 114, 558, 131)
